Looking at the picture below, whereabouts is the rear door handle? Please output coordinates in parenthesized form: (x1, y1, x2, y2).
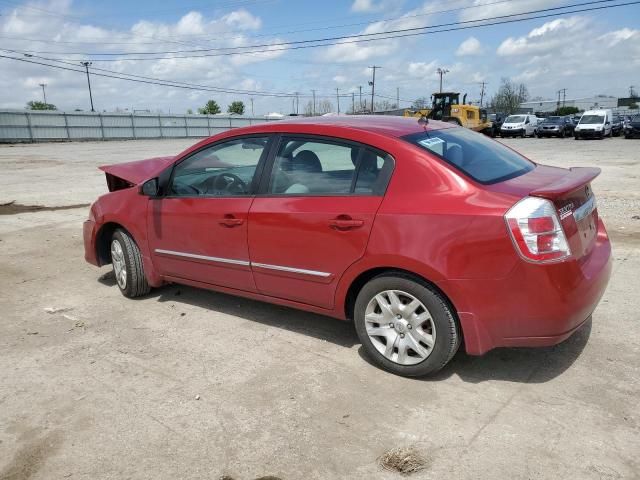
(329, 217, 364, 230)
(219, 215, 244, 227)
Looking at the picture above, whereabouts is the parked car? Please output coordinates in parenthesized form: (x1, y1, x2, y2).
(574, 109, 613, 139)
(624, 114, 640, 138)
(483, 112, 506, 137)
(536, 116, 575, 138)
(84, 116, 612, 377)
(500, 114, 539, 137)
(611, 115, 623, 137)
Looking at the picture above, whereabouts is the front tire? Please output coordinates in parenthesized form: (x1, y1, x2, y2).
(354, 274, 460, 377)
(111, 229, 151, 298)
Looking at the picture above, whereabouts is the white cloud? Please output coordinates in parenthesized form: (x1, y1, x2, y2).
(0, 0, 284, 112)
(494, 17, 640, 96)
(351, 0, 402, 13)
(222, 9, 262, 30)
(456, 37, 483, 56)
(407, 61, 438, 78)
(497, 17, 586, 56)
(459, 0, 562, 22)
(321, 2, 436, 63)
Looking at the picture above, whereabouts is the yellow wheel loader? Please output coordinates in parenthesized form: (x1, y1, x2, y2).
(404, 92, 491, 132)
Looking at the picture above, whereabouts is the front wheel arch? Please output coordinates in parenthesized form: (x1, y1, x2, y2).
(96, 222, 128, 265)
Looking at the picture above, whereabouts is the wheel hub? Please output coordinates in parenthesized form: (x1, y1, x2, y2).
(364, 289, 436, 366)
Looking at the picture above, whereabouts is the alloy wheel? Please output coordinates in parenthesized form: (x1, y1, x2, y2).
(364, 290, 436, 365)
(111, 239, 127, 289)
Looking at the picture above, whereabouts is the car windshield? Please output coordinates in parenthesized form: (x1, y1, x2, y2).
(403, 127, 535, 184)
(543, 117, 562, 124)
(580, 115, 605, 125)
(505, 115, 525, 123)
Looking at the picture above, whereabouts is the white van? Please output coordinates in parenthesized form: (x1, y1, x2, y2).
(574, 109, 613, 139)
(500, 114, 539, 137)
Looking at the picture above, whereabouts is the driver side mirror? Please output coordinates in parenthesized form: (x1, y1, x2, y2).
(140, 178, 160, 197)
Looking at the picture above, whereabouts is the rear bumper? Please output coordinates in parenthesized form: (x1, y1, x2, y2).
(439, 219, 612, 355)
(83, 219, 100, 266)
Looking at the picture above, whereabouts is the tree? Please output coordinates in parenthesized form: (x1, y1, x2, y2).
(412, 97, 430, 109)
(556, 106, 580, 116)
(27, 100, 56, 111)
(374, 100, 397, 111)
(198, 100, 221, 115)
(227, 101, 245, 115)
(489, 78, 530, 114)
(186, 108, 193, 114)
(303, 100, 314, 116)
(317, 99, 334, 114)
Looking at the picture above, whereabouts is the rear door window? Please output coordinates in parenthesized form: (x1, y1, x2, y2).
(403, 127, 535, 184)
(267, 137, 394, 195)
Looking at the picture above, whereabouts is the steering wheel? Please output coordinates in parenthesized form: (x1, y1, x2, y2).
(209, 173, 248, 194)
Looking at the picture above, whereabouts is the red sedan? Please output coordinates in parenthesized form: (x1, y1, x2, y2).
(84, 116, 611, 377)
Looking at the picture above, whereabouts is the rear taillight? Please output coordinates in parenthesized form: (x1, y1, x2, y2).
(505, 196, 571, 263)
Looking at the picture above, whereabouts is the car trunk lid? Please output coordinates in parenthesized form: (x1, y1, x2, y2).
(488, 165, 601, 259)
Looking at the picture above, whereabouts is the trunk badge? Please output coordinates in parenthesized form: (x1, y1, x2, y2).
(558, 203, 574, 220)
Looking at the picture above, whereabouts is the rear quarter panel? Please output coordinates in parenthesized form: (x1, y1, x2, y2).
(334, 142, 521, 314)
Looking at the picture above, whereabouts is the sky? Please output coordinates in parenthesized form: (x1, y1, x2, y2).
(0, 0, 638, 114)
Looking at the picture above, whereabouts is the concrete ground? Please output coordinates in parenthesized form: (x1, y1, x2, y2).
(0, 136, 639, 480)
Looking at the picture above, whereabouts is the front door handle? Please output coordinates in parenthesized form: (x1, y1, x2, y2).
(329, 216, 364, 230)
(219, 215, 244, 227)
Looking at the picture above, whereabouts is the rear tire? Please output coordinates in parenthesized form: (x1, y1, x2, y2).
(354, 274, 460, 377)
(111, 229, 151, 298)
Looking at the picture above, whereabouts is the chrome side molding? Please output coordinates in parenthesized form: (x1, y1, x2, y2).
(154, 249, 331, 278)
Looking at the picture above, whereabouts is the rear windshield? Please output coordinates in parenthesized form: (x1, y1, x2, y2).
(403, 127, 535, 184)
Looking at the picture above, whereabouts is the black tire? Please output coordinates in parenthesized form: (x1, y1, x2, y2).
(559, 129, 565, 138)
(354, 274, 460, 377)
(111, 229, 150, 298)
(574, 135, 579, 140)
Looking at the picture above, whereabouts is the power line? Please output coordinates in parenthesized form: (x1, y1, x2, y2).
(1, 52, 373, 101)
(0, 0, 531, 47)
(10, 0, 633, 61)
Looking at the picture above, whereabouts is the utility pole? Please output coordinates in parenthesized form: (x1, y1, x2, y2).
(311, 89, 316, 116)
(369, 65, 381, 113)
(556, 89, 562, 111)
(436, 67, 449, 93)
(336, 88, 340, 114)
(352, 92, 355, 114)
(396, 87, 399, 108)
(629, 85, 636, 97)
(358, 86, 363, 112)
(294, 92, 299, 115)
(479, 81, 487, 107)
(80, 61, 94, 112)
(561, 88, 566, 107)
(249, 98, 254, 116)
(39, 83, 47, 104)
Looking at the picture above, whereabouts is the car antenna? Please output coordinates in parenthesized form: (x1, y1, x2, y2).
(418, 114, 429, 129)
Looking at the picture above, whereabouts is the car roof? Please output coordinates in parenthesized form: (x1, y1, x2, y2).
(233, 115, 452, 139)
